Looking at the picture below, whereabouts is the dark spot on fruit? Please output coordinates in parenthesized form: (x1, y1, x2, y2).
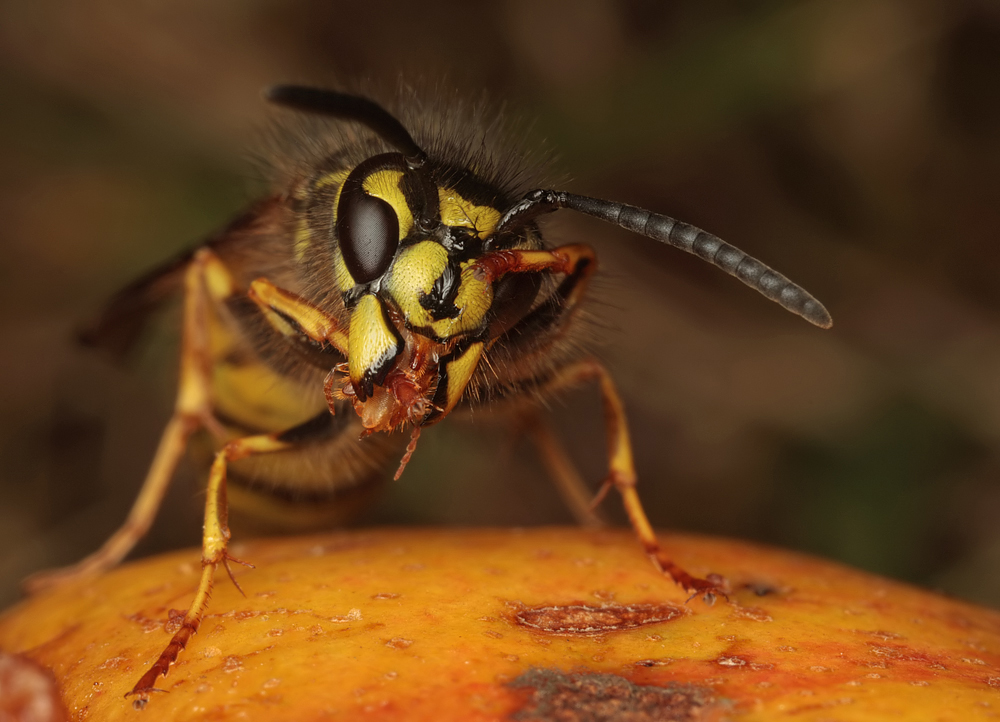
(740, 581, 782, 597)
(511, 602, 686, 635)
(0, 652, 69, 722)
(508, 668, 717, 721)
(634, 658, 672, 668)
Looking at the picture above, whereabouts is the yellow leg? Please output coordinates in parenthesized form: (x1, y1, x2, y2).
(521, 414, 605, 528)
(24, 249, 235, 593)
(538, 357, 724, 603)
(247, 277, 350, 353)
(128, 431, 290, 708)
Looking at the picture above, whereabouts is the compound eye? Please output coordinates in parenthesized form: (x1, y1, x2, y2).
(488, 271, 542, 339)
(337, 188, 400, 284)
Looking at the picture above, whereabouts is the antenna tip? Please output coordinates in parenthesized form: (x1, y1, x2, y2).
(804, 301, 833, 329)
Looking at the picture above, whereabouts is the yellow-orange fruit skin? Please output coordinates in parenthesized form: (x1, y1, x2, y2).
(2, 528, 999, 721)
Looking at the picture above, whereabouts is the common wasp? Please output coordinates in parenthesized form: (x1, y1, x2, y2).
(26, 85, 831, 707)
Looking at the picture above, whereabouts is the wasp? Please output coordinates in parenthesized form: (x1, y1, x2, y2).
(26, 86, 831, 707)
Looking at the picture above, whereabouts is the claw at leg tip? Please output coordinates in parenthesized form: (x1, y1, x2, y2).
(222, 556, 251, 597)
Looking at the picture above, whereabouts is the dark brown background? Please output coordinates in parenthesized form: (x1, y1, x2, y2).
(2, 0, 999, 608)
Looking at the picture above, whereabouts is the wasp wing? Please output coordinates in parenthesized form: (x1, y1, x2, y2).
(80, 197, 286, 359)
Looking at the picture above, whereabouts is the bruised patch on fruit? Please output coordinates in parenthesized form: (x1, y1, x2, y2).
(862, 641, 954, 672)
(0, 651, 68, 722)
(508, 668, 718, 721)
(509, 602, 687, 635)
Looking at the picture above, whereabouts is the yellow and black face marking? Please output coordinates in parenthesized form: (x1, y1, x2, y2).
(26, 83, 832, 709)
(307, 145, 528, 411)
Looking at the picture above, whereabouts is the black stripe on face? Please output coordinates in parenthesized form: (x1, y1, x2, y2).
(399, 167, 441, 236)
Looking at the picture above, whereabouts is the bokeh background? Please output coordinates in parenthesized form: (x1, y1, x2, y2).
(2, 0, 1000, 609)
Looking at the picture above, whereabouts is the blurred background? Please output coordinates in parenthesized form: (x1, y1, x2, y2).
(2, 0, 999, 609)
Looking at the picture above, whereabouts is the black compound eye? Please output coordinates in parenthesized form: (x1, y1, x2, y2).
(488, 272, 542, 339)
(337, 187, 399, 285)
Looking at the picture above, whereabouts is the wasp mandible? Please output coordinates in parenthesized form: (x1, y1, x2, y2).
(27, 86, 832, 707)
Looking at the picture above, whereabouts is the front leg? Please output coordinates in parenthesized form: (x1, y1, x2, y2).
(247, 277, 349, 356)
(127, 412, 336, 707)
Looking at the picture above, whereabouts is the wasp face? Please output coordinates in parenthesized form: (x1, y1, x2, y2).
(309, 151, 541, 434)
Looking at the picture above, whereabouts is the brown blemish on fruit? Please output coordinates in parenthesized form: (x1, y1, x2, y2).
(511, 602, 687, 635)
(124, 612, 163, 634)
(0, 652, 69, 722)
(508, 668, 717, 721)
(866, 642, 949, 669)
(163, 608, 186, 634)
(634, 658, 673, 668)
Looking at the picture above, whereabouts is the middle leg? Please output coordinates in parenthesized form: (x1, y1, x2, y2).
(519, 412, 605, 529)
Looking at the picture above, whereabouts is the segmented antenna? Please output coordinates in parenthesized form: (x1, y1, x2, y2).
(266, 85, 427, 165)
(498, 190, 832, 329)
